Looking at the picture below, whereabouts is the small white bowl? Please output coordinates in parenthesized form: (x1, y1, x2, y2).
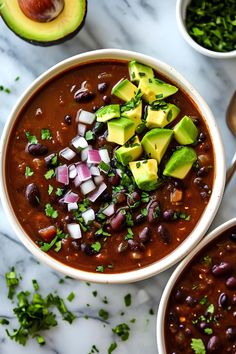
(0, 49, 226, 283)
(176, 0, 236, 59)
(157, 217, 236, 353)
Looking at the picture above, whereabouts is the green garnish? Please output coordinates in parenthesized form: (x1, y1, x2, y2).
(25, 131, 38, 144)
(206, 304, 214, 314)
(108, 343, 117, 354)
(6, 267, 19, 299)
(199, 295, 208, 305)
(125, 212, 134, 226)
(56, 188, 63, 196)
(41, 129, 52, 140)
(191, 338, 206, 354)
(45, 203, 58, 219)
(40, 229, 66, 252)
(37, 335, 45, 345)
(44, 169, 55, 180)
(125, 228, 134, 240)
(141, 191, 150, 203)
(92, 291, 98, 297)
(204, 328, 213, 335)
(124, 294, 132, 307)
(25, 166, 34, 177)
(141, 208, 148, 216)
(89, 345, 99, 354)
(98, 309, 109, 320)
(67, 292, 75, 302)
(95, 228, 111, 237)
(0, 319, 10, 325)
(112, 323, 130, 341)
(15, 76, 20, 81)
(202, 255, 212, 266)
(0, 85, 11, 94)
(99, 161, 110, 173)
(186, 0, 236, 53)
(96, 265, 105, 273)
(149, 308, 154, 315)
(32, 279, 39, 291)
(91, 242, 102, 253)
(48, 184, 53, 195)
(40, 235, 58, 252)
(85, 130, 95, 141)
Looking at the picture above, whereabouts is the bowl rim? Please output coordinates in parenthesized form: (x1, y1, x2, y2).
(176, 0, 236, 59)
(0, 48, 226, 283)
(156, 217, 236, 353)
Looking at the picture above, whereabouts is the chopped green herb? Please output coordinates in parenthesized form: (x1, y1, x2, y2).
(98, 309, 109, 321)
(85, 130, 95, 141)
(125, 228, 134, 240)
(32, 279, 39, 291)
(108, 342, 117, 354)
(54, 240, 62, 253)
(199, 295, 208, 305)
(25, 131, 38, 144)
(0, 85, 11, 94)
(112, 323, 130, 341)
(48, 184, 53, 195)
(89, 345, 99, 354)
(206, 304, 214, 314)
(202, 255, 212, 266)
(91, 242, 102, 253)
(141, 208, 148, 216)
(37, 335, 45, 345)
(130, 318, 136, 323)
(149, 308, 154, 315)
(25, 166, 34, 177)
(44, 169, 55, 180)
(99, 161, 110, 173)
(92, 291, 98, 297)
(51, 154, 58, 166)
(45, 203, 58, 219)
(124, 294, 132, 307)
(0, 319, 10, 325)
(125, 212, 134, 226)
(204, 328, 213, 335)
(136, 161, 141, 168)
(6, 267, 19, 299)
(15, 76, 20, 81)
(40, 235, 58, 252)
(67, 292, 75, 302)
(103, 296, 109, 304)
(95, 228, 111, 237)
(96, 265, 105, 273)
(141, 191, 150, 203)
(191, 338, 206, 354)
(56, 188, 63, 196)
(41, 129, 52, 140)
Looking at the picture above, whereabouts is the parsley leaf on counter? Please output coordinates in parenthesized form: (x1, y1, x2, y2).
(112, 323, 130, 341)
(108, 342, 117, 353)
(124, 294, 132, 307)
(5, 267, 19, 299)
(98, 308, 109, 321)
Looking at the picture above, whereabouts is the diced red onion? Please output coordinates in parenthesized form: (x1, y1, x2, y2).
(90, 166, 100, 176)
(56, 165, 69, 185)
(71, 136, 88, 151)
(82, 208, 95, 224)
(76, 109, 96, 125)
(64, 192, 79, 204)
(78, 123, 87, 137)
(67, 223, 82, 239)
(74, 175, 82, 187)
(94, 175, 104, 185)
(103, 204, 115, 217)
(99, 149, 110, 163)
(59, 147, 76, 161)
(69, 164, 77, 179)
(116, 168, 123, 178)
(76, 163, 91, 181)
(68, 202, 78, 211)
(88, 182, 107, 202)
(81, 145, 92, 161)
(80, 179, 96, 195)
(87, 149, 101, 164)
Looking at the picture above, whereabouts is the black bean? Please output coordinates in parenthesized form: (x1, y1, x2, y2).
(25, 183, 40, 207)
(157, 224, 171, 244)
(117, 242, 128, 253)
(135, 213, 146, 224)
(229, 233, 236, 242)
(108, 174, 120, 186)
(102, 95, 111, 104)
(174, 290, 185, 303)
(185, 328, 192, 336)
(110, 158, 117, 168)
(92, 105, 100, 112)
(138, 227, 151, 244)
(71, 239, 81, 251)
(98, 82, 108, 93)
(192, 117, 200, 126)
(197, 166, 208, 177)
(92, 121, 105, 136)
(28, 143, 48, 156)
(64, 115, 72, 125)
(163, 209, 175, 221)
(110, 211, 126, 231)
(98, 191, 112, 203)
(127, 192, 140, 207)
(185, 295, 196, 308)
(128, 239, 145, 252)
(148, 201, 161, 223)
(81, 243, 95, 256)
(200, 191, 209, 199)
(207, 336, 222, 353)
(74, 89, 95, 102)
(212, 262, 232, 277)
(194, 177, 204, 187)
(198, 132, 207, 143)
(226, 276, 236, 289)
(218, 292, 229, 308)
(226, 326, 236, 341)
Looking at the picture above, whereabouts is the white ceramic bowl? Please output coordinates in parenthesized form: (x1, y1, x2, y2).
(176, 0, 236, 59)
(0, 49, 226, 283)
(157, 217, 236, 353)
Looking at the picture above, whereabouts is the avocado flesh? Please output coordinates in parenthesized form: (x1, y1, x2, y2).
(0, 0, 87, 45)
(121, 101, 142, 127)
(128, 60, 154, 83)
(146, 103, 180, 129)
(139, 77, 178, 104)
(141, 128, 173, 163)
(96, 104, 120, 122)
(174, 115, 199, 145)
(129, 159, 158, 191)
(112, 79, 138, 102)
(163, 147, 197, 179)
(107, 117, 135, 145)
(115, 136, 143, 166)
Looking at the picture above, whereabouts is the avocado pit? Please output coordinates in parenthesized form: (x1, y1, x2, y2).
(18, 0, 64, 22)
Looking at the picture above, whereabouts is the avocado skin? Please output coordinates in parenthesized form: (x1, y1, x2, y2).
(1, 0, 87, 46)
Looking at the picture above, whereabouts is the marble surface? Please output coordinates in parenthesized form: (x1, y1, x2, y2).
(0, 0, 236, 353)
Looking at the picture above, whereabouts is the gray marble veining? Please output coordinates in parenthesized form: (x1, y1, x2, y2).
(0, 0, 236, 353)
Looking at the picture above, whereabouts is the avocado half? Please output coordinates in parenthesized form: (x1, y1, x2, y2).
(0, 0, 87, 46)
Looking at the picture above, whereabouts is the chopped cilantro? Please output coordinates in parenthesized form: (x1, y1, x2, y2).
(191, 338, 206, 354)
(32, 279, 39, 291)
(95, 228, 111, 238)
(25, 131, 38, 144)
(206, 304, 214, 314)
(85, 130, 95, 141)
(112, 323, 130, 341)
(44, 169, 55, 180)
(0, 85, 11, 94)
(54, 240, 62, 253)
(37, 335, 45, 345)
(67, 292, 75, 302)
(41, 129, 52, 140)
(89, 345, 99, 354)
(15, 76, 20, 81)
(204, 328, 213, 335)
(199, 295, 208, 305)
(124, 294, 132, 307)
(25, 166, 34, 177)
(136, 161, 141, 168)
(0, 319, 10, 325)
(56, 188, 63, 196)
(92, 291, 98, 297)
(6, 267, 19, 299)
(99, 161, 110, 173)
(125, 228, 134, 240)
(91, 242, 102, 253)
(48, 184, 53, 195)
(40, 229, 66, 252)
(149, 308, 154, 315)
(202, 255, 212, 266)
(141, 191, 150, 203)
(141, 208, 148, 216)
(96, 265, 105, 273)
(125, 212, 134, 226)
(40, 235, 58, 252)
(98, 309, 109, 321)
(45, 203, 58, 219)
(108, 343, 117, 354)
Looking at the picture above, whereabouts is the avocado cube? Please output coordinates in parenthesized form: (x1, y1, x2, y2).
(163, 147, 197, 179)
(112, 79, 138, 102)
(96, 104, 120, 122)
(146, 103, 180, 129)
(141, 128, 173, 163)
(128, 60, 154, 83)
(115, 136, 143, 166)
(129, 159, 158, 191)
(107, 117, 136, 145)
(139, 77, 178, 104)
(174, 115, 199, 145)
(121, 101, 142, 127)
